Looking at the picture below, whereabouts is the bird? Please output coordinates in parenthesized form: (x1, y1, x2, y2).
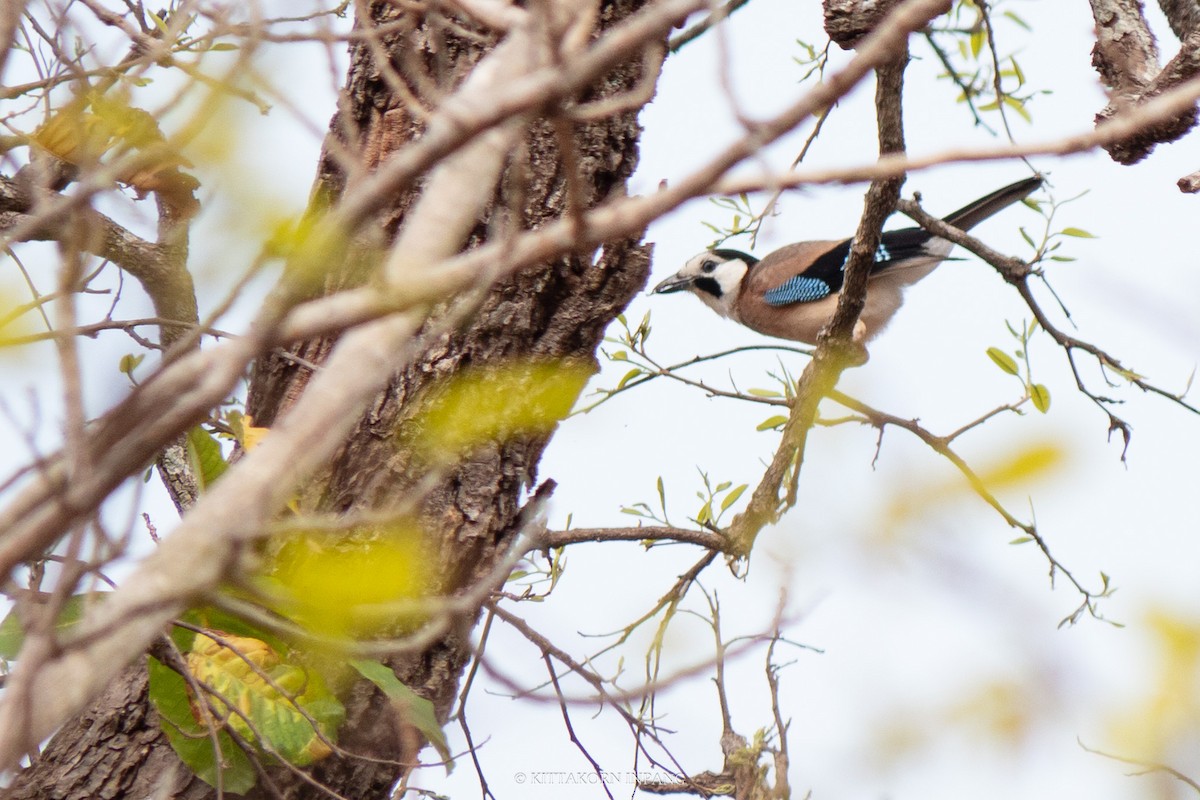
(652, 176, 1043, 345)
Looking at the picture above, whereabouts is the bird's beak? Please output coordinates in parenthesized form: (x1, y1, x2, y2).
(652, 273, 694, 294)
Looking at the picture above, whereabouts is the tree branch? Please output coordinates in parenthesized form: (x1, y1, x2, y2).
(727, 38, 914, 555)
(1090, 0, 1200, 164)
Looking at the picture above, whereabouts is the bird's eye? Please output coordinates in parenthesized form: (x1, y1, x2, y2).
(701, 259, 718, 273)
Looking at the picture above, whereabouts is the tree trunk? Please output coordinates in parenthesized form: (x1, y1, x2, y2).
(3, 0, 654, 797)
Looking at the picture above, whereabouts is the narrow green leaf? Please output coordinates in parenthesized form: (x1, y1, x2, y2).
(148, 11, 170, 35)
(1010, 56, 1026, 86)
(208, 42, 239, 51)
(1061, 227, 1096, 238)
(696, 500, 712, 525)
(351, 660, 453, 771)
(1030, 383, 1051, 413)
(720, 484, 747, 512)
(1018, 227, 1036, 248)
(747, 388, 782, 398)
(969, 29, 984, 58)
(615, 368, 642, 391)
(656, 476, 666, 514)
(1003, 9, 1032, 30)
(610, 350, 628, 361)
(714, 480, 731, 493)
(756, 415, 788, 431)
(986, 347, 1020, 376)
(1009, 536, 1033, 545)
(621, 507, 647, 517)
(1001, 93, 1031, 122)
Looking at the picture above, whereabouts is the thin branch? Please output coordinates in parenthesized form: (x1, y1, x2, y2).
(668, 0, 754, 53)
(543, 654, 615, 800)
(541, 526, 731, 551)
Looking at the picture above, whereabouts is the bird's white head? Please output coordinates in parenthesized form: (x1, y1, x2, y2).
(652, 249, 757, 319)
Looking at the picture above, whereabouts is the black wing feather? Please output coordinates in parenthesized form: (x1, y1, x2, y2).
(767, 228, 935, 300)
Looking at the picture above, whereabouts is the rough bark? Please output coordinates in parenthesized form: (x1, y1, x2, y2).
(1090, 0, 1200, 163)
(823, 0, 905, 49)
(245, 3, 653, 795)
(1160, 0, 1200, 39)
(3, 0, 654, 797)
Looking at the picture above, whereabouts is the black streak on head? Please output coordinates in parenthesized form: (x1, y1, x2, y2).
(711, 248, 759, 266)
(693, 276, 723, 297)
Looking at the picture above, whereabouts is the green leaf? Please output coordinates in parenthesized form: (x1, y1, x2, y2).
(351, 659, 453, 771)
(1003, 9, 1031, 30)
(0, 594, 100, 659)
(1001, 94, 1031, 122)
(756, 415, 788, 431)
(208, 42, 239, 51)
(714, 480, 731, 493)
(656, 476, 666, 514)
(969, 29, 984, 58)
(1060, 227, 1096, 238)
(186, 426, 228, 491)
(1030, 383, 1051, 413)
(148, 656, 258, 794)
(696, 500, 712, 525)
(610, 351, 628, 361)
(148, 11, 171, 36)
(118, 353, 144, 376)
(720, 484, 747, 512)
(171, 606, 288, 655)
(615, 368, 642, 391)
(747, 388, 782, 398)
(1010, 56, 1026, 86)
(182, 633, 345, 767)
(1009, 536, 1033, 545)
(986, 347, 1020, 376)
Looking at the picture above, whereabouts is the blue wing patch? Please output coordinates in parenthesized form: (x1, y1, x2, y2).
(763, 275, 832, 306)
(840, 239, 892, 270)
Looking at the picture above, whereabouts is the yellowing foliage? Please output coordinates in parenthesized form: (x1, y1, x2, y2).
(884, 440, 1066, 534)
(184, 632, 344, 766)
(416, 360, 592, 460)
(974, 442, 1063, 489)
(1108, 610, 1200, 760)
(270, 527, 436, 638)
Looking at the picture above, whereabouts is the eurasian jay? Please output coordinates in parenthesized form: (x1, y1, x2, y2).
(653, 176, 1043, 344)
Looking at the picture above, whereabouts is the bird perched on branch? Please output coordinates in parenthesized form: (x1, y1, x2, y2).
(652, 177, 1043, 345)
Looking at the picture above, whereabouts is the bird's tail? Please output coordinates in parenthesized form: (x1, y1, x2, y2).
(942, 176, 1043, 231)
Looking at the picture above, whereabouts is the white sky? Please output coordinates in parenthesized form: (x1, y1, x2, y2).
(3, 1, 1200, 798)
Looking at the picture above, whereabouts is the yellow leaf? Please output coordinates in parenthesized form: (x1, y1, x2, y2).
(976, 442, 1063, 489)
(241, 415, 269, 451)
(269, 526, 437, 637)
(416, 360, 592, 460)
